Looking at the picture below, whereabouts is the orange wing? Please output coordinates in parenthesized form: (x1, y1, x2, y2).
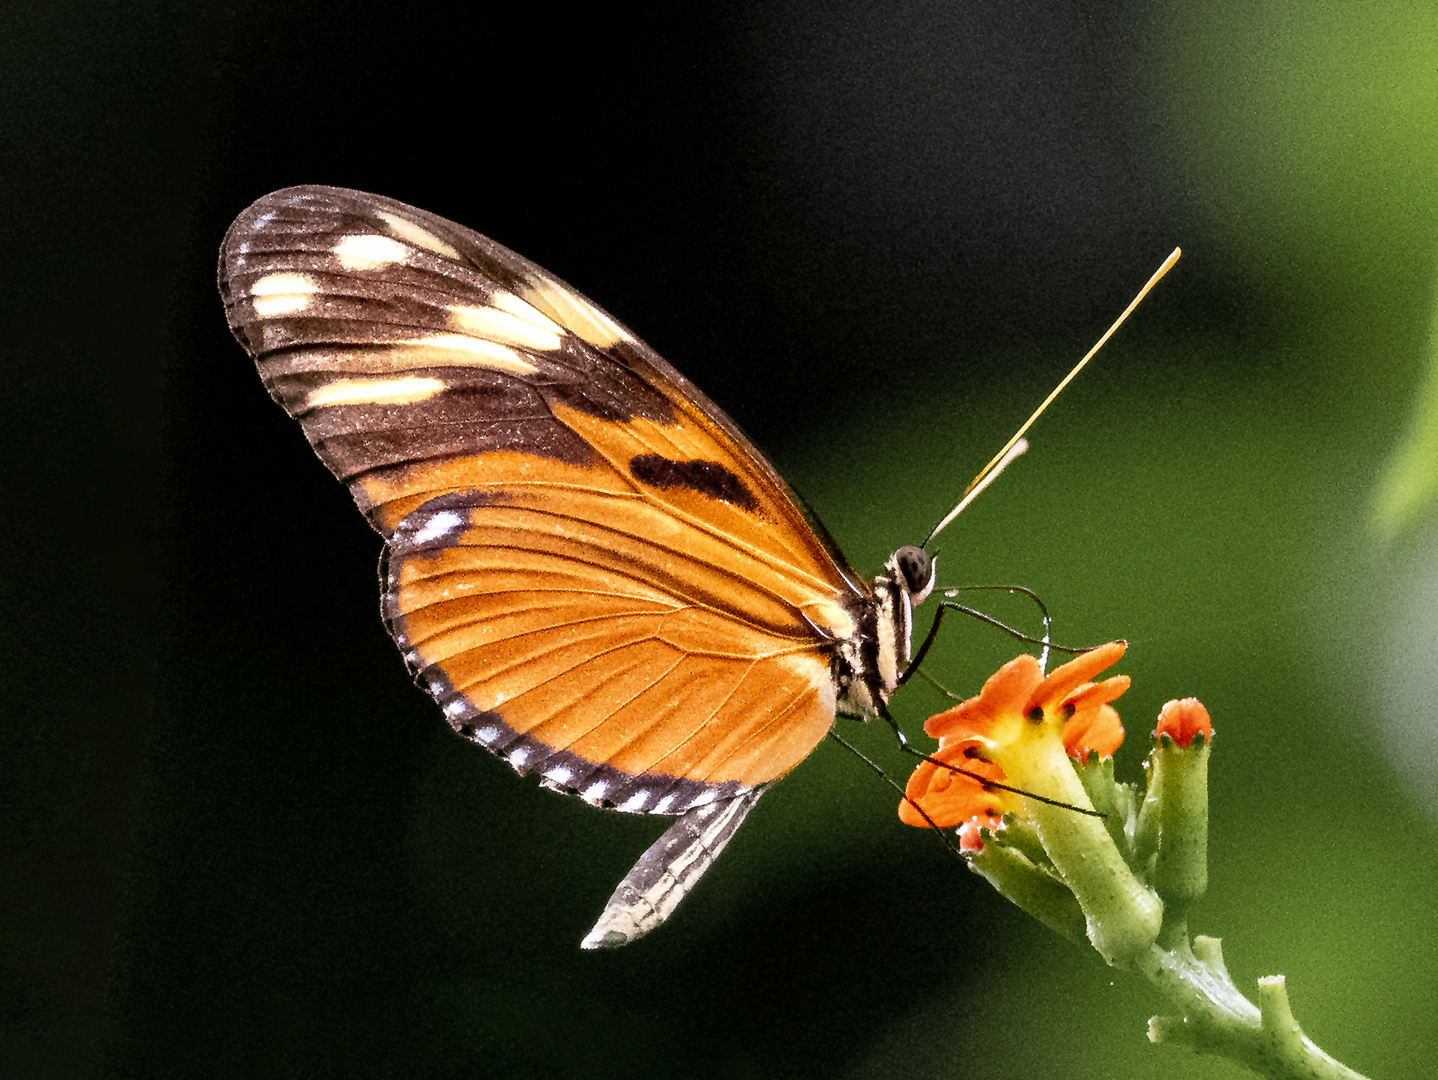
(219, 186, 868, 815)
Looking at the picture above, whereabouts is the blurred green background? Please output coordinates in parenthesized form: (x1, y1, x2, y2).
(5, 1, 1437, 1077)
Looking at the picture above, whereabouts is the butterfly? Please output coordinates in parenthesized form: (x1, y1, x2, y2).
(218, 186, 942, 948)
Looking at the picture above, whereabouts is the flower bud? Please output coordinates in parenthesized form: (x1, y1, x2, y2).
(1135, 699, 1213, 912)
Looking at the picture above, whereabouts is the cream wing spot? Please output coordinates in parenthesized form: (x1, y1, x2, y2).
(518, 273, 631, 349)
(293, 339, 540, 375)
(488, 289, 566, 336)
(334, 233, 410, 271)
(304, 375, 446, 409)
(250, 272, 318, 316)
(387, 335, 538, 374)
(448, 303, 563, 351)
(373, 209, 462, 259)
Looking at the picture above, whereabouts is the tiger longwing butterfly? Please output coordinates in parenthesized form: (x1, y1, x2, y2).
(219, 186, 939, 948)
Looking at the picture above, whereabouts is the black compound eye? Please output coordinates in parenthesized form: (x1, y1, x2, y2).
(894, 545, 934, 597)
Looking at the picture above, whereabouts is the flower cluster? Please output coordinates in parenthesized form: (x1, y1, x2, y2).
(901, 643, 1214, 961)
(901, 641, 1129, 843)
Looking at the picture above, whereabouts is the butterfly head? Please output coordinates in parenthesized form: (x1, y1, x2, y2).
(892, 544, 937, 607)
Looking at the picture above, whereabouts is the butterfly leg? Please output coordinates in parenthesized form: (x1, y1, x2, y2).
(581, 789, 767, 949)
(900, 592, 1064, 688)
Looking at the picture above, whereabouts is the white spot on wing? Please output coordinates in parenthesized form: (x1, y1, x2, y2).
(449, 304, 562, 351)
(544, 766, 573, 785)
(334, 233, 409, 271)
(304, 375, 445, 409)
(618, 790, 651, 812)
(582, 780, 610, 802)
(386, 335, 538, 374)
(250, 272, 318, 316)
(507, 745, 531, 767)
(654, 794, 677, 814)
(374, 209, 461, 258)
(412, 510, 464, 546)
(488, 289, 566, 335)
(518, 273, 631, 349)
(474, 726, 501, 744)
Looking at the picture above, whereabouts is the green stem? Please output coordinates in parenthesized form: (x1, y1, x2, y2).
(1127, 930, 1370, 1080)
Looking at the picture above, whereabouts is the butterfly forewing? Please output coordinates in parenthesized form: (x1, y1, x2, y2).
(220, 186, 867, 814)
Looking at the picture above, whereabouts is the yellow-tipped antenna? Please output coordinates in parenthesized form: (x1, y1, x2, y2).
(924, 247, 1181, 548)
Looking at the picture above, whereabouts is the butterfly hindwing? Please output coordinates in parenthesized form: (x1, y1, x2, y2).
(219, 186, 869, 817)
(581, 789, 767, 949)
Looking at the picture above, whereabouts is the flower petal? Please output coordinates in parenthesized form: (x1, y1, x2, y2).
(1023, 641, 1128, 716)
(1061, 674, 1129, 758)
(900, 745, 1008, 829)
(924, 654, 1043, 740)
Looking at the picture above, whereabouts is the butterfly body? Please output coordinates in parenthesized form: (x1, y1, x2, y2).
(219, 187, 935, 945)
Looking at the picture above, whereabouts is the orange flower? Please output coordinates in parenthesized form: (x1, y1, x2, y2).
(901, 642, 1130, 834)
(1155, 697, 1212, 748)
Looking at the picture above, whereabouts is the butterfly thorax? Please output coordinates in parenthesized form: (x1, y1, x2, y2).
(833, 545, 936, 721)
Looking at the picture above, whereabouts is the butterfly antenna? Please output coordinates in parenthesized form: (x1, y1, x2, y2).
(924, 247, 1182, 549)
(922, 438, 1028, 549)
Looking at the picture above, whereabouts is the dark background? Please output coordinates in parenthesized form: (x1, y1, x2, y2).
(5, 1, 1437, 1077)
